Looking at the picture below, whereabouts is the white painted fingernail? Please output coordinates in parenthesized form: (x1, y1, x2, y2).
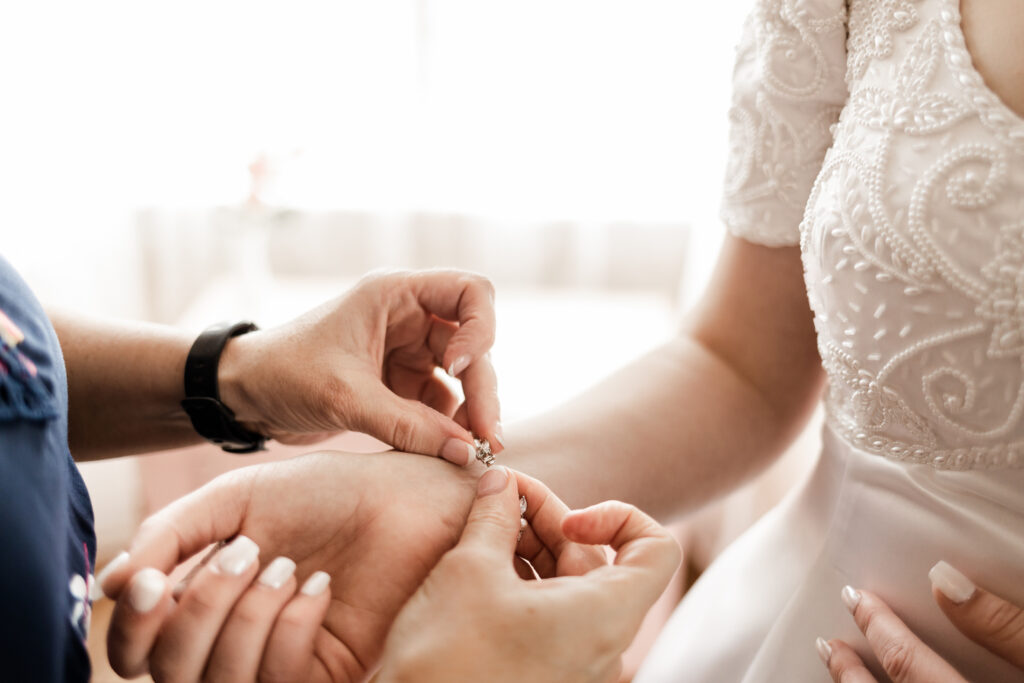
(841, 585, 861, 613)
(92, 550, 129, 601)
(493, 423, 505, 448)
(929, 561, 976, 604)
(215, 536, 260, 576)
(259, 557, 297, 589)
(448, 355, 471, 377)
(129, 568, 166, 614)
(301, 571, 331, 596)
(815, 637, 832, 665)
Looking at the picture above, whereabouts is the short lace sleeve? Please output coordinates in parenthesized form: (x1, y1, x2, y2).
(721, 0, 849, 247)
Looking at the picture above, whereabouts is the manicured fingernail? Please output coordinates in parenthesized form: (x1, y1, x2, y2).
(92, 550, 129, 601)
(841, 585, 861, 613)
(216, 535, 260, 576)
(815, 637, 832, 665)
(128, 568, 166, 614)
(258, 557, 297, 589)
(448, 354, 471, 377)
(493, 423, 505, 448)
(477, 466, 509, 496)
(441, 439, 475, 466)
(929, 561, 976, 604)
(301, 571, 331, 596)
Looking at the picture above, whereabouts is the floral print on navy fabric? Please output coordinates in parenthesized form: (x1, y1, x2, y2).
(0, 307, 58, 421)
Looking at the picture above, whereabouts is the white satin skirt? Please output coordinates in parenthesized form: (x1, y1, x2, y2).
(635, 425, 1024, 682)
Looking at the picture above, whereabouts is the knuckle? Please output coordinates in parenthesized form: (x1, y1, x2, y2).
(980, 600, 1024, 645)
(180, 581, 224, 617)
(229, 597, 267, 629)
(389, 412, 420, 451)
(273, 604, 313, 633)
(877, 638, 915, 681)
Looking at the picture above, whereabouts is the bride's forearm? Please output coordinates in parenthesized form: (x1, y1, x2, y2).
(501, 337, 806, 520)
(502, 237, 825, 521)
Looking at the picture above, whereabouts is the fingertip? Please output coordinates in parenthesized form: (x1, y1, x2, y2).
(928, 560, 976, 605)
(477, 465, 512, 497)
(815, 636, 832, 666)
(299, 571, 331, 597)
(821, 638, 873, 683)
(491, 422, 506, 453)
(446, 354, 472, 378)
(93, 550, 130, 601)
(127, 568, 169, 615)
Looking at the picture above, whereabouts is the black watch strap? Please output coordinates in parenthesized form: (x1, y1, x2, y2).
(181, 321, 266, 454)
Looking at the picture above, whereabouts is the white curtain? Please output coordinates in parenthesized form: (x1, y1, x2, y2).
(1, 0, 749, 318)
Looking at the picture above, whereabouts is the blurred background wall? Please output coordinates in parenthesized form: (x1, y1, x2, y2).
(2, 0, 750, 547)
(1, 2, 822, 681)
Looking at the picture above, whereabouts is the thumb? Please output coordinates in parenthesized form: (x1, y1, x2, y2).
(93, 471, 250, 602)
(455, 467, 523, 562)
(350, 382, 477, 466)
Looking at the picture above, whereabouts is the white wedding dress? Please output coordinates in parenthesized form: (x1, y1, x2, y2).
(636, 0, 1024, 680)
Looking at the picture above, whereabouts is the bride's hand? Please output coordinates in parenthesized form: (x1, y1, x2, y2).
(818, 563, 1024, 682)
(97, 452, 501, 681)
(374, 467, 682, 683)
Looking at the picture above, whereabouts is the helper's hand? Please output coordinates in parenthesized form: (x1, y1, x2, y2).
(819, 562, 1024, 682)
(97, 452, 602, 682)
(375, 467, 682, 683)
(219, 269, 501, 465)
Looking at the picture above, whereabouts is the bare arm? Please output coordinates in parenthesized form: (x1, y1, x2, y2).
(54, 313, 203, 460)
(502, 235, 825, 521)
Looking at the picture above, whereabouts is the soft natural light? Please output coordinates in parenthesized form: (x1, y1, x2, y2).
(1, 1, 746, 218)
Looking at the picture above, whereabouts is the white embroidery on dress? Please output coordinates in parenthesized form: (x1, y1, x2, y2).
(846, 0, 920, 83)
(721, 0, 848, 247)
(728, 0, 1024, 470)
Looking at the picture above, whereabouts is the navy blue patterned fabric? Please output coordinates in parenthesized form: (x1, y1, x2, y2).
(0, 254, 96, 682)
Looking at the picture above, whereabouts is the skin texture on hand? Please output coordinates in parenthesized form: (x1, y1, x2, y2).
(374, 469, 682, 683)
(101, 452, 483, 682)
(219, 269, 503, 464)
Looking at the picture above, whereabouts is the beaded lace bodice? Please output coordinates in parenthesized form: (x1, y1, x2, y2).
(724, 0, 1024, 470)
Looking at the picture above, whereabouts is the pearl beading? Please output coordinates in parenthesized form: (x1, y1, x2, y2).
(726, 0, 1024, 470)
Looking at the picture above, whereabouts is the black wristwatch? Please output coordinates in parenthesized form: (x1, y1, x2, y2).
(181, 321, 267, 454)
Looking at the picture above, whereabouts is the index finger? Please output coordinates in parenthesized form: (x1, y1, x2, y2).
(562, 500, 681, 607)
(843, 587, 966, 682)
(408, 270, 497, 376)
(95, 471, 252, 600)
(453, 354, 503, 452)
(929, 561, 1024, 669)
